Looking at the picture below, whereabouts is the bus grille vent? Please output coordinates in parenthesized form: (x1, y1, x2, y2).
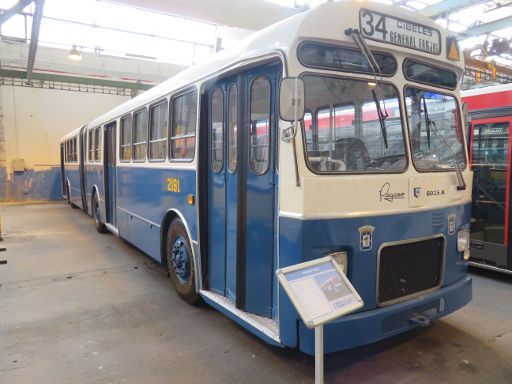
(377, 237, 444, 305)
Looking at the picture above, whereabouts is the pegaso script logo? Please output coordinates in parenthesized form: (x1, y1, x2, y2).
(379, 182, 405, 202)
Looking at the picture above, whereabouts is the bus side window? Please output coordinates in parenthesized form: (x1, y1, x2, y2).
(88, 130, 94, 162)
(73, 137, 77, 162)
(170, 89, 197, 161)
(120, 115, 133, 162)
(249, 76, 271, 175)
(133, 109, 148, 162)
(211, 88, 224, 172)
(94, 128, 101, 162)
(149, 101, 168, 161)
(228, 84, 238, 173)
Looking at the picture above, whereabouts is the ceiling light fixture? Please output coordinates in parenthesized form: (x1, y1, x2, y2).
(68, 45, 82, 61)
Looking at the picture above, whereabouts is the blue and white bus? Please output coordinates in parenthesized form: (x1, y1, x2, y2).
(60, 1, 473, 354)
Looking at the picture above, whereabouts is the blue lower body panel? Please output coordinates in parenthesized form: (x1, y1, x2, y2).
(298, 276, 472, 355)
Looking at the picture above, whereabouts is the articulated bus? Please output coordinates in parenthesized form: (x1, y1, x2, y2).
(60, 1, 472, 354)
(463, 84, 512, 274)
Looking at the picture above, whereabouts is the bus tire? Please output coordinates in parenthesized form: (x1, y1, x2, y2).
(92, 193, 107, 234)
(166, 218, 199, 304)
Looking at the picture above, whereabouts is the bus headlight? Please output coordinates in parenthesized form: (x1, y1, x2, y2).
(457, 230, 470, 252)
(329, 251, 348, 274)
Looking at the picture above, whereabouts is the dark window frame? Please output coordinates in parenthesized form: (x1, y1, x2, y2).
(248, 75, 272, 176)
(300, 72, 409, 175)
(403, 58, 458, 91)
(403, 84, 467, 173)
(227, 83, 238, 173)
(169, 88, 197, 163)
(298, 41, 398, 77)
(132, 107, 149, 163)
(210, 87, 224, 173)
(94, 127, 101, 162)
(120, 114, 133, 163)
(148, 99, 169, 162)
(88, 129, 94, 162)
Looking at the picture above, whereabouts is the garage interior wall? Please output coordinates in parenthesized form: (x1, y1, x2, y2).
(0, 39, 184, 202)
(0, 86, 129, 201)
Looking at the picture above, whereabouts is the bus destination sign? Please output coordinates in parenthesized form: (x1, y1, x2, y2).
(359, 9, 441, 55)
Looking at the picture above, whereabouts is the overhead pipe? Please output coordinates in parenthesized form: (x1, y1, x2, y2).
(463, 15, 512, 38)
(419, 0, 482, 19)
(26, 0, 45, 85)
(0, 0, 32, 26)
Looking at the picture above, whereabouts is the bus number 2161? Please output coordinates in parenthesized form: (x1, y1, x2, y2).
(167, 177, 180, 193)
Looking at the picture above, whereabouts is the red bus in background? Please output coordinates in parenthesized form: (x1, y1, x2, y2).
(462, 84, 512, 274)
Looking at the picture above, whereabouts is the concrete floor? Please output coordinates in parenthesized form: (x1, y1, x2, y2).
(0, 202, 511, 384)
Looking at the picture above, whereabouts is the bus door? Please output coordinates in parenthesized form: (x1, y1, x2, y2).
(206, 62, 280, 318)
(104, 121, 117, 226)
(207, 75, 239, 301)
(470, 116, 512, 268)
(242, 64, 280, 317)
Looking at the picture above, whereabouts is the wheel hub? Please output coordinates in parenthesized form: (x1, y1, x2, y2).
(171, 235, 190, 283)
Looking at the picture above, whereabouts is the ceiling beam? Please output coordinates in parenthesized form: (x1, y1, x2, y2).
(1, 69, 154, 91)
(26, 0, 44, 84)
(0, 0, 33, 26)
(419, 0, 485, 18)
(463, 15, 512, 37)
(109, 0, 298, 30)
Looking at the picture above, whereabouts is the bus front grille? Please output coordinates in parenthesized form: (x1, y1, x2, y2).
(377, 236, 444, 305)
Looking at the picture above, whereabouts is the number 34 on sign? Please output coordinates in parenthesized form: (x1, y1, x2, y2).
(359, 9, 441, 55)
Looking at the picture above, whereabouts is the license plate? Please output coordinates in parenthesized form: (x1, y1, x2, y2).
(359, 8, 441, 55)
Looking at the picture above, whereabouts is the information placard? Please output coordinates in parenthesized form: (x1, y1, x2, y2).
(276, 256, 364, 328)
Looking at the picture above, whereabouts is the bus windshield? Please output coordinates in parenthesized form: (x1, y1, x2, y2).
(405, 87, 466, 171)
(302, 75, 407, 173)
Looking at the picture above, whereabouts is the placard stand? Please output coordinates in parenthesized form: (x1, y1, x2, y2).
(276, 256, 364, 384)
(315, 325, 324, 384)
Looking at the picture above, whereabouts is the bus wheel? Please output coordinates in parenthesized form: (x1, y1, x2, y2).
(92, 193, 107, 234)
(166, 218, 199, 304)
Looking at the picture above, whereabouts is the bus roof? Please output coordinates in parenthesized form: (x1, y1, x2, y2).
(84, 0, 461, 129)
(61, 125, 84, 142)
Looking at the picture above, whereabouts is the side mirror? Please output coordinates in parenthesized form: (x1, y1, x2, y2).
(280, 77, 305, 122)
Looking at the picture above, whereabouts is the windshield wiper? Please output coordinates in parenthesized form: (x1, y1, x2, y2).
(426, 118, 467, 191)
(345, 28, 388, 149)
(372, 89, 389, 149)
(421, 96, 431, 149)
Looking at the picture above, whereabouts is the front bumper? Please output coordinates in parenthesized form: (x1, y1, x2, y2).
(298, 275, 472, 354)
